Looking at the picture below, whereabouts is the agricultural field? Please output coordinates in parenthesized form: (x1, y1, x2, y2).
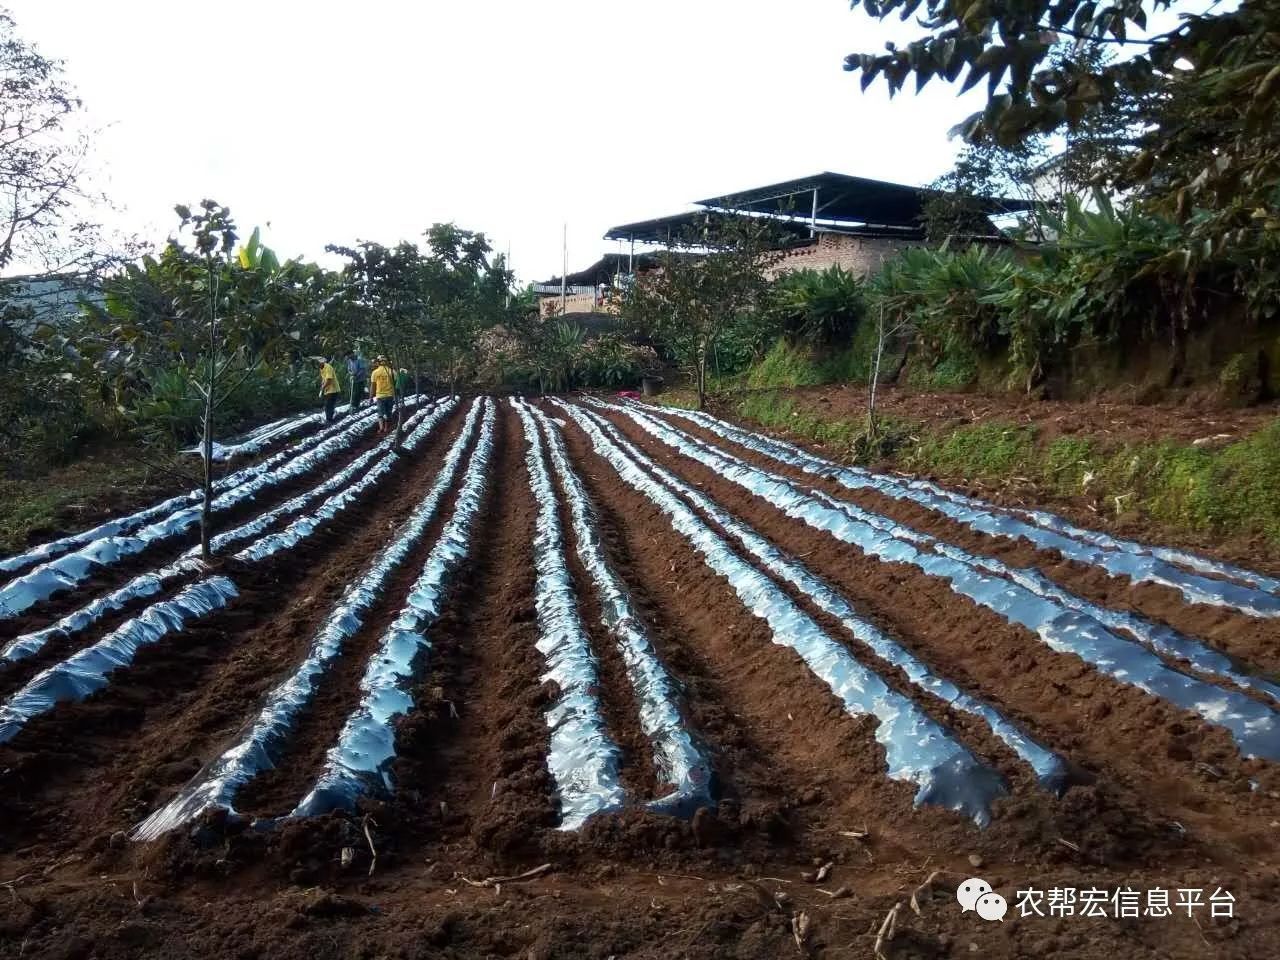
(2, 394, 1278, 960)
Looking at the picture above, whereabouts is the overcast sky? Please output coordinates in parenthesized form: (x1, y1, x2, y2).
(12, 0, 996, 282)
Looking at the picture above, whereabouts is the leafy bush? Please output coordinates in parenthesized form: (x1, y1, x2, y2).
(576, 335, 656, 389)
(768, 266, 866, 345)
(124, 362, 315, 449)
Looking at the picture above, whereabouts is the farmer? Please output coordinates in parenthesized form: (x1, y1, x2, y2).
(317, 356, 341, 424)
(370, 355, 396, 435)
(395, 366, 412, 398)
(345, 350, 369, 408)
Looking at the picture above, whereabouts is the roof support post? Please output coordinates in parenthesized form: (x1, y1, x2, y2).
(810, 187, 819, 238)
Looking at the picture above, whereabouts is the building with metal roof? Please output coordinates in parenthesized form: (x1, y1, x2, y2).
(538, 171, 1032, 313)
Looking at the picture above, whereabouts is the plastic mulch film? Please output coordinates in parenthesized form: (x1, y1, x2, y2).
(195, 403, 438, 557)
(658, 403, 1280, 599)
(527, 402, 714, 817)
(1, 405, 443, 665)
(571, 404, 1068, 793)
(561, 403, 1006, 827)
(620, 404, 1280, 707)
(0, 398, 407, 620)
(1, 558, 203, 664)
(0, 576, 239, 744)
(0, 402, 383, 577)
(131, 399, 484, 841)
(641, 403, 1280, 617)
(292, 402, 495, 817)
(604, 402, 1280, 764)
(221, 410, 318, 447)
(515, 400, 627, 830)
(186, 406, 340, 462)
(235, 398, 458, 563)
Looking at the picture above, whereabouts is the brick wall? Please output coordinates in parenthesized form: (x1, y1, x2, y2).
(767, 232, 914, 279)
(540, 232, 916, 319)
(540, 291, 606, 316)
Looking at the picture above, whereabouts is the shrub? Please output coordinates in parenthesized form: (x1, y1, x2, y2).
(768, 266, 867, 345)
(575, 334, 653, 389)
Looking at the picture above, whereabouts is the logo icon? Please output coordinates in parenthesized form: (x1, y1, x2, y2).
(976, 892, 1008, 922)
(957, 877, 992, 913)
(958, 878, 1007, 921)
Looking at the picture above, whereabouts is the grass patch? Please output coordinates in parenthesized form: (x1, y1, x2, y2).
(1044, 436, 1095, 494)
(735, 390, 919, 459)
(730, 389, 1280, 545)
(743, 337, 879, 391)
(1093, 423, 1280, 540)
(908, 421, 1036, 476)
(0, 451, 168, 555)
(746, 340, 829, 389)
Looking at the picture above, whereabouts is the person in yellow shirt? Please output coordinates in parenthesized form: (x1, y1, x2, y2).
(317, 356, 341, 424)
(369, 355, 396, 435)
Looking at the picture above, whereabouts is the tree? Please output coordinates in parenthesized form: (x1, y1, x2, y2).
(323, 224, 511, 407)
(922, 136, 1053, 243)
(843, 0, 1280, 252)
(0, 8, 92, 272)
(79, 202, 313, 559)
(621, 212, 784, 409)
(865, 301, 914, 451)
(419, 224, 508, 394)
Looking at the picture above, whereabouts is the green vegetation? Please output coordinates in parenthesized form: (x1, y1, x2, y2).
(2, 0, 1279, 550)
(911, 422, 1037, 478)
(846, 0, 1280, 266)
(743, 339, 867, 390)
(619, 211, 783, 408)
(0, 453, 160, 555)
(732, 396, 1280, 546)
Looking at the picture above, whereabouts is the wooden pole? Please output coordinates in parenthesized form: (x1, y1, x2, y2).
(560, 222, 568, 317)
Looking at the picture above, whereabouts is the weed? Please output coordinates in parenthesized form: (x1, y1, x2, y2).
(909, 422, 1036, 477)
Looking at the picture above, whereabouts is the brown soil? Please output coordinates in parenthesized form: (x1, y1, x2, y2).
(721, 384, 1280, 575)
(0, 414, 327, 565)
(0, 397, 1277, 959)
(0, 420, 386, 638)
(781, 383, 1280, 448)
(663, 408, 1280, 684)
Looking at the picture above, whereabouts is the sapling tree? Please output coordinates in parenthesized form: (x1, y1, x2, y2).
(865, 302, 913, 453)
(78, 201, 308, 559)
(621, 212, 784, 409)
(179, 203, 310, 558)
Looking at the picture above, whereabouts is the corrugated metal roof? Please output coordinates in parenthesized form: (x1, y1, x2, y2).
(695, 171, 1033, 225)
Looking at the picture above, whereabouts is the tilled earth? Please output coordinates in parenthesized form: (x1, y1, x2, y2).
(0, 395, 1278, 960)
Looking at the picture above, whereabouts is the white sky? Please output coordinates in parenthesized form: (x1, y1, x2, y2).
(11, 0, 995, 283)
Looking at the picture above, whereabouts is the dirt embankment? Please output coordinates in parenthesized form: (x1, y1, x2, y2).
(771, 384, 1280, 448)
(720, 383, 1280, 575)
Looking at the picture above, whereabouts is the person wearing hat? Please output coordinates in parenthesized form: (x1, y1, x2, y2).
(345, 350, 369, 408)
(369, 355, 396, 435)
(317, 356, 341, 424)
